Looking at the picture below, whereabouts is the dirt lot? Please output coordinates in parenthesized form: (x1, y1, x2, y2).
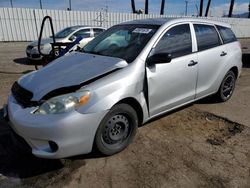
(0, 41, 249, 188)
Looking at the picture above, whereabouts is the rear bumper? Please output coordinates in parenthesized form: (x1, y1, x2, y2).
(8, 95, 107, 159)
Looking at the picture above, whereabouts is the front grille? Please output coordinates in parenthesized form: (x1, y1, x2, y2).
(11, 82, 35, 107)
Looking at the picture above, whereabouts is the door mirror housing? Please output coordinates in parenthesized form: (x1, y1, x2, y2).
(147, 53, 172, 65)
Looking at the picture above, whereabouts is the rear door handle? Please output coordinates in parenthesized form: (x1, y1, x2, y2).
(220, 51, 227, 56)
(188, 60, 198, 67)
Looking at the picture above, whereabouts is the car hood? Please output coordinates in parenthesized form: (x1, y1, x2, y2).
(29, 37, 64, 46)
(18, 52, 128, 101)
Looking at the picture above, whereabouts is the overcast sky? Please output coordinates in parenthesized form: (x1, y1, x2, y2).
(0, 0, 249, 16)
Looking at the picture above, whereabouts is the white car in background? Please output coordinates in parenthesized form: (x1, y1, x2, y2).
(26, 26, 105, 61)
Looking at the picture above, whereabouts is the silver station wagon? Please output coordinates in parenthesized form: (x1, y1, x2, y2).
(6, 18, 242, 158)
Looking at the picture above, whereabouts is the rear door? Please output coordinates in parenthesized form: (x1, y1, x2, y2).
(146, 23, 198, 116)
(193, 23, 227, 98)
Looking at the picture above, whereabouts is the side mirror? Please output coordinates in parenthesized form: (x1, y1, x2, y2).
(69, 35, 77, 41)
(147, 53, 172, 65)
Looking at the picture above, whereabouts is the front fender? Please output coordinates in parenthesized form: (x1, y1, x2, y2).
(77, 80, 146, 113)
(76, 60, 149, 122)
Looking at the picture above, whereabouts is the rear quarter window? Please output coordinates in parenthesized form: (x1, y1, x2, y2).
(93, 28, 105, 37)
(216, 25, 237, 44)
(194, 24, 221, 51)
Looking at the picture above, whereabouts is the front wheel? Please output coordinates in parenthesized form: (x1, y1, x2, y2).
(94, 103, 138, 155)
(216, 70, 236, 102)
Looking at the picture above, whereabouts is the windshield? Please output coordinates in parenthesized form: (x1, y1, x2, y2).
(54, 27, 78, 38)
(82, 24, 159, 63)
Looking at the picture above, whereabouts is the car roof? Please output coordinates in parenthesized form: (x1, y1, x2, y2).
(120, 17, 231, 28)
(68, 25, 105, 30)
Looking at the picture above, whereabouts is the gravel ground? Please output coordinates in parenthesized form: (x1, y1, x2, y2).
(0, 41, 249, 188)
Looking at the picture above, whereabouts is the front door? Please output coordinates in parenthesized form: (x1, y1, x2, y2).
(146, 23, 198, 117)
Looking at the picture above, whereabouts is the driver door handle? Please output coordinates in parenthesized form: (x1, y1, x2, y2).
(188, 60, 198, 67)
(220, 51, 227, 56)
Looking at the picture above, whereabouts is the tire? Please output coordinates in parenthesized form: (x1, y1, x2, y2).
(94, 103, 138, 155)
(216, 70, 236, 102)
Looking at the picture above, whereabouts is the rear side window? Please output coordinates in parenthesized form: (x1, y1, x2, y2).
(216, 25, 237, 44)
(93, 28, 105, 37)
(154, 24, 192, 58)
(74, 29, 91, 38)
(194, 24, 221, 51)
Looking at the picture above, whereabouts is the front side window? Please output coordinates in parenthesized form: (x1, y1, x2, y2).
(55, 27, 78, 38)
(194, 24, 221, 51)
(216, 25, 237, 44)
(153, 24, 192, 59)
(73, 29, 91, 38)
(83, 24, 159, 63)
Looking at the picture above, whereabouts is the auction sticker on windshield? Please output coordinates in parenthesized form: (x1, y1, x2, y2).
(132, 28, 152, 34)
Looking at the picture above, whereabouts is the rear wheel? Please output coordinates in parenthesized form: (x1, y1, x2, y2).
(216, 70, 236, 102)
(94, 103, 138, 155)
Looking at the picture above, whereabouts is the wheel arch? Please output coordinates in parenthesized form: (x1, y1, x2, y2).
(229, 66, 239, 79)
(116, 97, 144, 126)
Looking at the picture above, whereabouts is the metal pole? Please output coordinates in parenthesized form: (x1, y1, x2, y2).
(160, 0, 165, 15)
(185, 0, 188, 16)
(199, 0, 203, 16)
(39, 0, 43, 9)
(131, 0, 136, 13)
(248, 3, 250, 18)
(69, 0, 72, 11)
(205, 0, 211, 17)
(145, 0, 148, 14)
(228, 0, 234, 17)
(10, 0, 13, 8)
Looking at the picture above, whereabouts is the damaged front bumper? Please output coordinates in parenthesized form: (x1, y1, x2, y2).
(7, 95, 108, 159)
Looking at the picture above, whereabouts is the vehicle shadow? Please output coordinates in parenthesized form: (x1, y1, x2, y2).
(13, 57, 29, 65)
(195, 96, 218, 104)
(143, 103, 194, 126)
(242, 54, 250, 68)
(67, 150, 105, 161)
(0, 109, 64, 178)
(13, 57, 43, 66)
